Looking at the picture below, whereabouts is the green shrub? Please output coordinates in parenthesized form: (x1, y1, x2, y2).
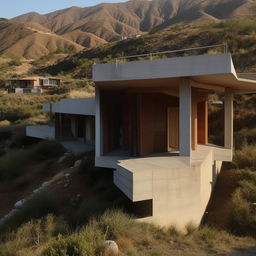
(0, 120, 11, 127)
(233, 144, 256, 170)
(43, 225, 104, 256)
(0, 215, 68, 256)
(234, 128, 256, 149)
(228, 170, 256, 236)
(43, 236, 85, 256)
(167, 225, 181, 237)
(94, 209, 135, 240)
(8, 57, 22, 67)
(185, 222, 197, 235)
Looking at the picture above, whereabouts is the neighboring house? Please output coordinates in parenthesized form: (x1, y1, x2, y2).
(7, 76, 61, 94)
(26, 98, 95, 153)
(92, 53, 256, 229)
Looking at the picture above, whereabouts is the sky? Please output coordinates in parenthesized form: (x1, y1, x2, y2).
(0, 0, 128, 19)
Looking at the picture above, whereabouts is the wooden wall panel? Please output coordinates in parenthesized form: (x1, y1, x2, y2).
(192, 91, 198, 151)
(198, 101, 208, 144)
(168, 107, 179, 151)
(138, 93, 179, 156)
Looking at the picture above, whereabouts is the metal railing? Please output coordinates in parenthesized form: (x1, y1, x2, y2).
(114, 43, 229, 63)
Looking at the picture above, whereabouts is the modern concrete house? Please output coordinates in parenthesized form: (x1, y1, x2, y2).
(26, 98, 95, 153)
(92, 52, 256, 228)
(7, 76, 61, 94)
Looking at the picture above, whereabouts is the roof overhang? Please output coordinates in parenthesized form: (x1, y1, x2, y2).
(93, 53, 256, 93)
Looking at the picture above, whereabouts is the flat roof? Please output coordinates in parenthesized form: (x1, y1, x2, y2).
(43, 98, 95, 116)
(93, 54, 256, 93)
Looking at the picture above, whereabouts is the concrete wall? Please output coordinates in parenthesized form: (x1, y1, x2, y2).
(43, 98, 95, 116)
(114, 147, 223, 229)
(26, 125, 55, 140)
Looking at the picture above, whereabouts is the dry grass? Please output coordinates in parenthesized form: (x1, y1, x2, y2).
(233, 144, 256, 170)
(68, 89, 94, 99)
(0, 210, 255, 256)
(0, 93, 65, 125)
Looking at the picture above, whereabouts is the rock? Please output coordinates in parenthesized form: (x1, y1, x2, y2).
(14, 198, 27, 208)
(74, 160, 82, 168)
(64, 173, 71, 177)
(33, 187, 42, 193)
(5, 209, 18, 219)
(42, 181, 50, 187)
(58, 155, 66, 163)
(104, 240, 119, 256)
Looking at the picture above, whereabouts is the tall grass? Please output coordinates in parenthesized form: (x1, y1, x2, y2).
(0, 209, 253, 256)
(0, 215, 68, 256)
(228, 170, 256, 236)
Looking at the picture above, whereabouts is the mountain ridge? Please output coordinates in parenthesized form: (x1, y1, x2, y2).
(1, 0, 256, 59)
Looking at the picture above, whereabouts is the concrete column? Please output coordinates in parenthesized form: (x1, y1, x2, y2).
(86, 116, 92, 142)
(95, 87, 103, 157)
(224, 88, 233, 149)
(179, 78, 191, 157)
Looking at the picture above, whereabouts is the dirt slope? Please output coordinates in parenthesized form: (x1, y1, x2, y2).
(14, 0, 256, 41)
(0, 19, 83, 59)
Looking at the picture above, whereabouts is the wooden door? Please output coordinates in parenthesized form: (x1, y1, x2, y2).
(168, 107, 179, 152)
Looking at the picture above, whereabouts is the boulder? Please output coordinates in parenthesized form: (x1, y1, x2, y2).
(104, 240, 119, 256)
(14, 198, 27, 208)
(58, 155, 66, 163)
(74, 160, 82, 168)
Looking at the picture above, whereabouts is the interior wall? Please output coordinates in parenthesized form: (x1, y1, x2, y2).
(138, 93, 179, 156)
(102, 90, 180, 156)
(198, 101, 208, 144)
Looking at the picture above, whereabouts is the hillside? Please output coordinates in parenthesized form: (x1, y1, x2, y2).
(1, 0, 254, 59)
(0, 19, 83, 59)
(37, 17, 256, 78)
(14, 0, 256, 42)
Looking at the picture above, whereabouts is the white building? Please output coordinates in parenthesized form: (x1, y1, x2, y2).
(26, 98, 95, 153)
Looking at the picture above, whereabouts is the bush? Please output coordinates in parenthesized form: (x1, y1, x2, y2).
(8, 57, 22, 67)
(94, 209, 135, 240)
(42, 225, 104, 256)
(0, 215, 68, 256)
(233, 144, 256, 170)
(0, 120, 11, 127)
(234, 128, 256, 149)
(43, 236, 86, 256)
(228, 170, 256, 236)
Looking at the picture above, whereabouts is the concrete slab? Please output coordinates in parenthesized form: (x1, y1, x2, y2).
(60, 140, 94, 154)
